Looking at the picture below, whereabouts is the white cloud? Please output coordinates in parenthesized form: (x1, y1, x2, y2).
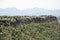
(0, 0, 60, 9)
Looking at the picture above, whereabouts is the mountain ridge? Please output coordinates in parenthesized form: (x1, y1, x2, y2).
(0, 7, 60, 16)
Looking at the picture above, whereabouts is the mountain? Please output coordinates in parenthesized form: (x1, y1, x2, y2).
(0, 7, 60, 16)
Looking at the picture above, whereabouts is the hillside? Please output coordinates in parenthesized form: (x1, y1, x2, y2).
(0, 16, 60, 40)
(0, 22, 60, 40)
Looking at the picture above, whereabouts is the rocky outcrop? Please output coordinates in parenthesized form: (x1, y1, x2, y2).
(46, 16, 57, 22)
(0, 16, 57, 27)
(27, 15, 57, 23)
(0, 20, 11, 26)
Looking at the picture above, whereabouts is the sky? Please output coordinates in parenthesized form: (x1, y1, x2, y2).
(0, 0, 60, 10)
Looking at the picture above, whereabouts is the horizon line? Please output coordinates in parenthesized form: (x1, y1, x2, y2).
(0, 7, 60, 10)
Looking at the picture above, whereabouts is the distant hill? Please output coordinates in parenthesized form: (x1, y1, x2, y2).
(0, 7, 60, 16)
(57, 17, 60, 20)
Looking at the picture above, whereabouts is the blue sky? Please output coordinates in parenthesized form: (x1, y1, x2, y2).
(0, 0, 60, 10)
